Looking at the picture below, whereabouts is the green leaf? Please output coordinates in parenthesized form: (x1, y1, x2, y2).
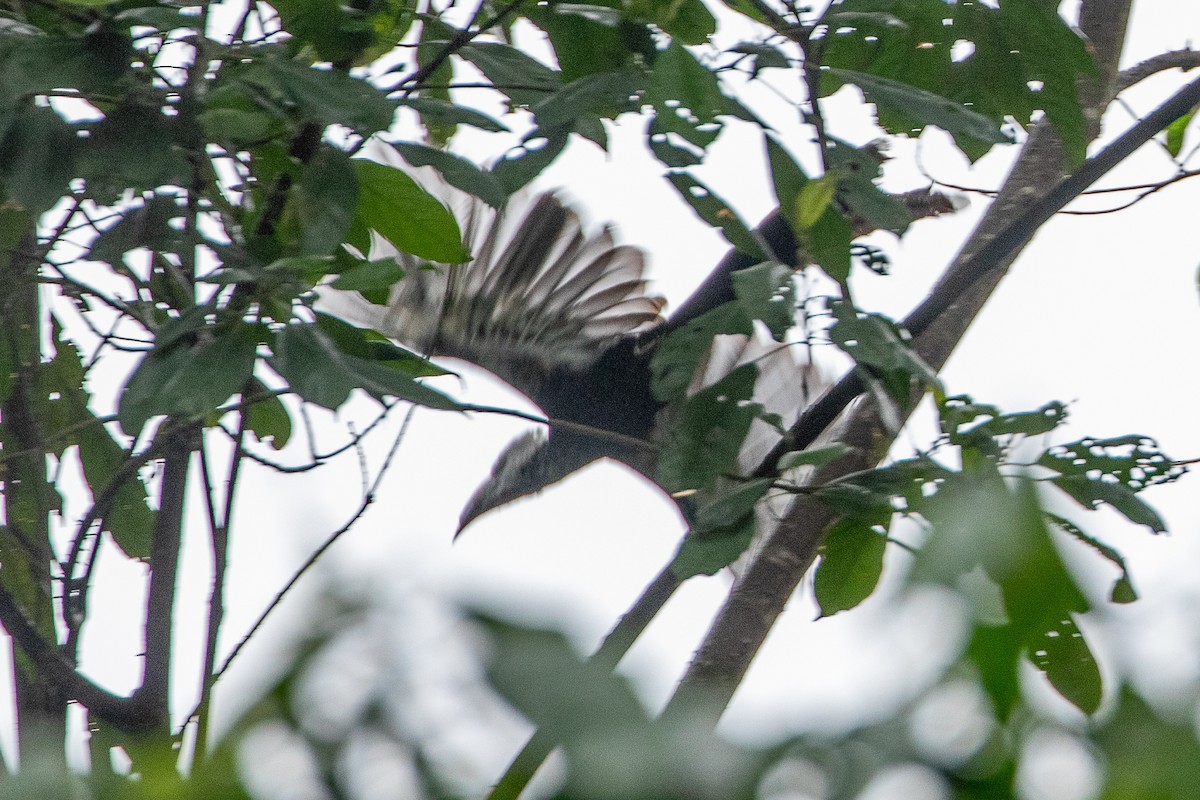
(666, 173, 766, 260)
(89, 195, 182, 268)
(351, 159, 469, 263)
(83, 100, 189, 193)
(647, 42, 729, 126)
(805, 205, 853, 284)
(390, 141, 508, 208)
(778, 443, 851, 470)
(646, 116, 704, 167)
(731, 261, 794, 339)
(533, 70, 637, 130)
(0, 104, 75, 217)
(1165, 105, 1196, 158)
(629, 0, 715, 45)
(330, 258, 406, 292)
(457, 42, 562, 107)
(671, 508, 758, 578)
(119, 325, 259, 435)
(3, 30, 131, 96)
(243, 381, 292, 451)
(271, 322, 459, 411)
(695, 477, 773, 531)
(1038, 435, 1182, 491)
(270, 0, 380, 64)
(1028, 613, 1102, 715)
(490, 128, 570, 194)
(656, 364, 760, 494)
(729, 43, 790, 75)
(671, 477, 774, 578)
(1051, 476, 1167, 534)
(813, 517, 888, 618)
(530, 4, 638, 82)
(827, 67, 1009, 150)
(42, 324, 154, 560)
(765, 135, 807, 232)
(1095, 691, 1200, 800)
(281, 146, 359, 256)
(650, 303, 752, 402)
(261, 59, 396, 134)
(398, 96, 510, 133)
(796, 174, 838, 230)
(829, 301, 940, 389)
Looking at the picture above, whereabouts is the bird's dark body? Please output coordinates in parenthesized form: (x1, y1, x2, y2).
(321, 158, 959, 529)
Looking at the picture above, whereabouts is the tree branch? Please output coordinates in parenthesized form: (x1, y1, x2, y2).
(0, 582, 132, 723)
(666, 0, 1141, 717)
(1116, 47, 1200, 94)
(131, 421, 198, 733)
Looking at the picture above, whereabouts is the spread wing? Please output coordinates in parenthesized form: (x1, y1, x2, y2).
(318, 160, 666, 400)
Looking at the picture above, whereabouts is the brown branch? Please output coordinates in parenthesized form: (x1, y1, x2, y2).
(665, 0, 1141, 717)
(1117, 47, 1200, 94)
(0, 582, 132, 723)
(130, 421, 198, 734)
(193, 410, 247, 762)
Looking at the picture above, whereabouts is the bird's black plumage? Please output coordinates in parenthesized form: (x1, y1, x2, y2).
(321, 154, 960, 531)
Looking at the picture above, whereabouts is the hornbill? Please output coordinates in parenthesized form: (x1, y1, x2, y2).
(322, 156, 961, 532)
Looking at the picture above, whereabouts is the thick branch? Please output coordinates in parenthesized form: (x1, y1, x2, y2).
(667, 0, 1139, 715)
(0, 582, 131, 723)
(1117, 48, 1200, 94)
(131, 421, 198, 733)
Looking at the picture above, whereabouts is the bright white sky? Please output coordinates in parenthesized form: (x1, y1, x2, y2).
(22, 0, 1200, 790)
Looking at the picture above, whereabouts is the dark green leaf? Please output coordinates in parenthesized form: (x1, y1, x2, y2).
(456, 42, 561, 107)
(629, 0, 715, 45)
(1028, 613, 1102, 715)
(778, 443, 851, 470)
(695, 477, 773, 531)
(89, 195, 182, 268)
(730, 261, 794, 339)
(666, 173, 766, 260)
(271, 322, 459, 411)
(829, 301, 939, 388)
(1051, 476, 1167, 534)
(647, 42, 729, 125)
(0, 104, 75, 217)
(352, 159, 469, 263)
(83, 101, 189, 192)
(281, 146, 359, 256)
(729, 43, 790, 74)
(656, 364, 760, 493)
(491, 129, 569, 194)
(390, 141, 508, 208)
(828, 68, 1007, 148)
(650, 303, 752, 402)
(243, 380, 292, 451)
(1038, 435, 1183, 491)
(271, 0, 377, 64)
(813, 517, 888, 618)
(261, 59, 396, 134)
(119, 325, 259, 435)
(533, 70, 637, 130)
(646, 116, 705, 167)
(531, 4, 631, 82)
(330, 258, 406, 292)
(671, 508, 758, 578)
(398, 96, 510, 133)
